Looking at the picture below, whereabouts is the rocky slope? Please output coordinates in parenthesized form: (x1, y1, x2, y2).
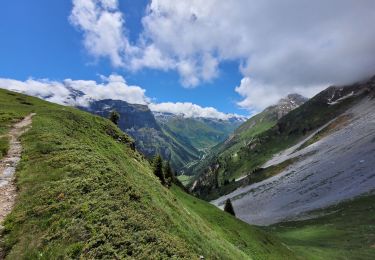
(211, 77, 375, 225)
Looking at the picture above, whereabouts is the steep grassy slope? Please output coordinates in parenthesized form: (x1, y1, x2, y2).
(269, 195, 375, 259)
(185, 106, 278, 186)
(0, 89, 294, 259)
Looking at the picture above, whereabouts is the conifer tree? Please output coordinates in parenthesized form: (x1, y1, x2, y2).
(163, 161, 174, 187)
(224, 198, 236, 216)
(109, 110, 120, 125)
(153, 154, 165, 185)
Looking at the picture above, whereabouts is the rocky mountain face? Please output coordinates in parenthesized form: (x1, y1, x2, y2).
(212, 77, 375, 225)
(84, 99, 160, 130)
(271, 94, 308, 119)
(80, 99, 200, 171)
(187, 94, 307, 196)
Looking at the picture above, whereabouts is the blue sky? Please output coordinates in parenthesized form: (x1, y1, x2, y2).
(1, 0, 374, 118)
(0, 0, 246, 116)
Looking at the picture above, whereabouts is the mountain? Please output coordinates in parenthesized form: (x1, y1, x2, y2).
(154, 112, 245, 151)
(81, 99, 245, 174)
(80, 99, 200, 171)
(0, 89, 295, 259)
(188, 94, 307, 197)
(208, 77, 375, 260)
(194, 75, 375, 215)
(222, 94, 307, 159)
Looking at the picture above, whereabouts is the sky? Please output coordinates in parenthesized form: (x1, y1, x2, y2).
(1, 0, 375, 118)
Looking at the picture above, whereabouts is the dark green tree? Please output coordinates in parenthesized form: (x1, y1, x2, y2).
(153, 154, 165, 185)
(224, 199, 236, 216)
(109, 110, 120, 125)
(163, 161, 175, 187)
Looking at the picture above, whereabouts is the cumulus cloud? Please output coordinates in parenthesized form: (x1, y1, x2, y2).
(0, 76, 240, 120)
(70, 0, 375, 110)
(0, 75, 149, 106)
(149, 102, 242, 120)
(69, 0, 133, 67)
(235, 77, 326, 111)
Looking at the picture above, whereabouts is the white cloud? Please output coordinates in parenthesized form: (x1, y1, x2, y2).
(235, 77, 325, 111)
(149, 102, 243, 120)
(69, 0, 133, 67)
(70, 0, 375, 109)
(129, 44, 174, 71)
(0, 78, 71, 105)
(0, 75, 149, 106)
(0, 76, 240, 120)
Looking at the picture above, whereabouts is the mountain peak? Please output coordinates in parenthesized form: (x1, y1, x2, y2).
(266, 93, 308, 120)
(278, 93, 308, 106)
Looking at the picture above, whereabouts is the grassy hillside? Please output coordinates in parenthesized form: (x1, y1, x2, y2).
(269, 194, 375, 259)
(185, 109, 276, 183)
(0, 89, 294, 259)
(186, 94, 306, 184)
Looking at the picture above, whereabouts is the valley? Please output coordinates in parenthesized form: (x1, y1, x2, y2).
(0, 89, 294, 259)
(1, 1, 375, 259)
(80, 99, 244, 173)
(1, 76, 374, 259)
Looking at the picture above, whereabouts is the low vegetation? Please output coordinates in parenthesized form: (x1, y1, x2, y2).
(269, 194, 375, 259)
(0, 89, 295, 259)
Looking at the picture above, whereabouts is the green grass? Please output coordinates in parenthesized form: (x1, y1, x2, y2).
(177, 174, 193, 186)
(0, 135, 9, 159)
(172, 186, 295, 259)
(268, 195, 375, 259)
(186, 105, 278, 192)
(0, 89, 295, 259)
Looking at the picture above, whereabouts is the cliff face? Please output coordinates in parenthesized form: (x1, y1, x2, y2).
(83, 99, 160, 131)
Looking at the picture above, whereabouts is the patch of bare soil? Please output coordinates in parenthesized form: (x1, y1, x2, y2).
(0, 113, 35, 257)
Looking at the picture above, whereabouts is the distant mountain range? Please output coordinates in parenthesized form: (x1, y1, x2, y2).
(80, 99, 244, 172)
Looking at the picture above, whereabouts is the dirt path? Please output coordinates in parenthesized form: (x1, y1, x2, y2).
(0, 113, 35, 226)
